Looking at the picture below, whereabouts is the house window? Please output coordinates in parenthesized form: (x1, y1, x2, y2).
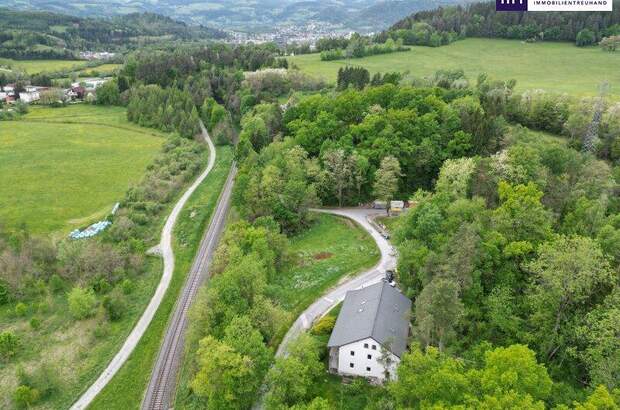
(350, 363, 354, 368)
(372, 345, 377, 350)
(367, 354, 372, 360)
(364, 343, 369, 348)
(366, 367, 371, 371)
(350, 350, 355, 356)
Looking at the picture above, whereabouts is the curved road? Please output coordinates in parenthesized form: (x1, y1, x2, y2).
(276, 207, 397, 358)
(70, 121, 216, 410)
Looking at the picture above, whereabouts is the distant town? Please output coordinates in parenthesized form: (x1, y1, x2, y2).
(226, 23, 362, 48)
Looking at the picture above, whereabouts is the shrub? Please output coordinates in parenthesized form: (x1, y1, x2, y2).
(29, 317, 41, 330)
(0, 279, 10, 305)
(17, 362, 62, 400)
(120, 278, 134, 295)
(311, 315, 336, 335)
(103, 292, 126, 321)
(92, 278, 111, 294)
(67, 287, 97, 320)
(0, 330, 20, 360)
(49, 274, 65, 293)
(14, 302, 28, 317)
(13, 385, 40, 409)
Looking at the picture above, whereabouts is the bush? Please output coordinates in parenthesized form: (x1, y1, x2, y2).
(576, 28, 596, 46)
(29, 317, 41, 330)
(120, 278, 134, 295)
(17, 361, 62, 400)
(14, 302, 28, 317)
(103, 292, 126, 321)
(0, 279, 10, 305)
(311, 315, 336, 335)
(13, 385, 40, 409)
(92, 278, 111, 294)
(49, 274, 65, 293)
(0, 330, 20, 360)
(67, 287, 97, 320)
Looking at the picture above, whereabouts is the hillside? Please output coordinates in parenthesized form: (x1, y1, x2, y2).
(379, 0, 620, 44)
(289, 38, 620, 99)
(0, 8, 225, 60)
(1, 0, 467, 33)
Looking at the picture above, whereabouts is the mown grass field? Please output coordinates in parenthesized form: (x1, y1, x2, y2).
(79, 64, 122, 76)
(0, 105, 165, 235)
(290, 38, 620, 98)
(0, 58, 89, 74)
(90, 146, 234, 410)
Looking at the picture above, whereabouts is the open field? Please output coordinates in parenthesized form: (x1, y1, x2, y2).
(89, 146, 234, 410)
(270, 213, 381, 319)
(0, 141, 220, 410)
(79, 64, 122, 76)
(0, 58, 89, 74)
(0, 105, 165, 235)
(290, 38, 620, 99)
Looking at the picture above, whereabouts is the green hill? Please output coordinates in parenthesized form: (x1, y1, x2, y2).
(0, 8, 225, 60)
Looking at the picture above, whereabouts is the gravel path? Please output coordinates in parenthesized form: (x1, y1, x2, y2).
(275, 207, 397, 358)
(70, 122, 216, 410)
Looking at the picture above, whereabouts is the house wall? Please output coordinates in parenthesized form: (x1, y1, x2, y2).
(336, 337, 400, 381)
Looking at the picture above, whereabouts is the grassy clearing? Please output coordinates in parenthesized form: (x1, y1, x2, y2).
(290, 38, 620, 98)
(0, 105, 165, 235)
(79, 64, 121, 76)
(269, 213, 381, 322)
(173, 212, 380, 408)
(0, 58, 89, 74)
(88, 146, 234, 410)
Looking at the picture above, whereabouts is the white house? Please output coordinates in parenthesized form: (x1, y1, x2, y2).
(20, 91, 40, 103)
(327, 281, 411, 381)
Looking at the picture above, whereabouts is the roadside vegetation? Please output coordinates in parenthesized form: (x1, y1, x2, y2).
(3, 10, 620, 407)
(0, 105, 164, 235)
(89, 146, 234, 410)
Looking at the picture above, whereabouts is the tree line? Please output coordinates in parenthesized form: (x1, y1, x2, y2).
(320, 37, 408, 61)
(378, 0, 620, 46)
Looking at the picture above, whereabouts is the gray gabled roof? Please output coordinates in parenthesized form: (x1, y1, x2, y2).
(327, 281, 412, 357)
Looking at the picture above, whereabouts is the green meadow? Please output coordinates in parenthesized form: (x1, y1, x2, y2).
(0, 105, 165, 235)
(290, 38, 620, 99)
(0, 58, 89, 74)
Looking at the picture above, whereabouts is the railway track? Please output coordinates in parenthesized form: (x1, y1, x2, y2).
(70, 121, 217, 410)
(142, 158, 237, 410)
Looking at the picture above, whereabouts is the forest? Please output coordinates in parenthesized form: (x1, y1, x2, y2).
(176, 62, 620, 407)
(2, 22, 619, 406)
(0, 8, 225, 59)
(379, 0, 620, 46)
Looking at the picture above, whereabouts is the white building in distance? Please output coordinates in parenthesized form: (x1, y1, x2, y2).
(327, 281, 411, 381)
